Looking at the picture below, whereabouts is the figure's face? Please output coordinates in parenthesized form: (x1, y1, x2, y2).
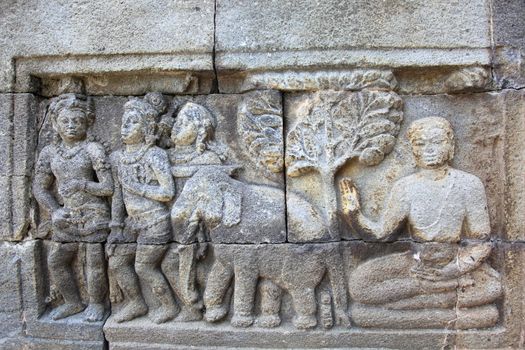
(172, 113, 198, 146)
(410, 127, 452, 169)
(121, 109, 145, 145)
(55, 109, 88, 143)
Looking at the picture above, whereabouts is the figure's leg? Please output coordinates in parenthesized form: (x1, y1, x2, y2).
(324, 243, 351, 327)
(457, 264, 502, 308)
(349, 252, 438, 305)
(47, 242, 85, 320)
(83, 242, 108, 322)
(107, 244, 147, 323)
(203, 259, 233, 323)
(231, 261, 258, 328)
(455, 304, 499, 329)
(290, 287, 317, 329)
(382, 291, 457, 309)
(258, 279, 281, 328)
(135, 244, 178, 324)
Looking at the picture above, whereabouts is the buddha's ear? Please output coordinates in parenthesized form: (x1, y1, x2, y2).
(448, 139, 455, 162)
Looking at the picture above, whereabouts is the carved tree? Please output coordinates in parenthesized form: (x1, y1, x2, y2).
(237, 91, 284, 181)
(286, 89, 403, 237)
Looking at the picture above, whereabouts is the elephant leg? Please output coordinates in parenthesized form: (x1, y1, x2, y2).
(259, 279, 282, 328)
(203, 259, 233, 323)
(325, 244, 351, 327)
(290, 287, 317, 329)
(231, 262, 258, 328)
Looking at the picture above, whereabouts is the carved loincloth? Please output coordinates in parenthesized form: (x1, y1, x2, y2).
(52, 203, 110, 243)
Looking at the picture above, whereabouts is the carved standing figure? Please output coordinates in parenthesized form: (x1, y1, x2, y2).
(340, 116, 502, 329)
(107, 98, 177, 324)
(163, 101, 226, 321)
(33, 94, 112, 322)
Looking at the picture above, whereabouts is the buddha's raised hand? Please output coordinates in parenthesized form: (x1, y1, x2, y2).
(339, 177, 361, 214)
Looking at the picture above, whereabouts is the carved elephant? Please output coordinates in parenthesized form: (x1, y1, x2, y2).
(204, 242, 350, 329)
(171, 165, 286, 244)
(170, 166, 350, 329)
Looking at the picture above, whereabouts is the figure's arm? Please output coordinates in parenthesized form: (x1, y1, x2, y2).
(340, 178, 408, 240)
(109, 155, 125, 229)
(458, 177, 492, 272)
(32, 148, 60, 213)
(84, 143, 113, 197)
(126, 149, 175, 202)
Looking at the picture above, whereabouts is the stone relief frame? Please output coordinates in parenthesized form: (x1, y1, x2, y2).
(1, 56, 516, 344)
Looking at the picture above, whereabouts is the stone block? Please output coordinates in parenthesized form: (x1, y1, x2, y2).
(35, 92, 286, 244)
(216, 0, 491, 73)
(0, 0, 215, 92)
(0, 240, 107, 348)
(0, 93, 37, 240)
(493, 0, 525, 88)
(0, 94, 38, 177)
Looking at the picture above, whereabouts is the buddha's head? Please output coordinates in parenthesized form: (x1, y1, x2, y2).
(49, 94, 94, 144)
(121, 98, 159, 146)
(407, 116, 455, 170)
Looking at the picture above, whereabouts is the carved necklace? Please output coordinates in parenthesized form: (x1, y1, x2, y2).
(120, 143, 152, 165)
(55, 141, 86, 160)
(171, 145, 201, 164)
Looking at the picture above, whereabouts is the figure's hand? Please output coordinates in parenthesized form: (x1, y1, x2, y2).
(339, 178, 360, 214)
(196, 242, 208, 260)
(121, 180, 144, 197)
(459, 275, 475, 288)
(60, 180, 86, 197)
(107, 227, 125, 245)
(51, 208, 70, 229)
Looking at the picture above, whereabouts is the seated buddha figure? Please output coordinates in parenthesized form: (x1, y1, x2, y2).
(339, 116, 502, 329)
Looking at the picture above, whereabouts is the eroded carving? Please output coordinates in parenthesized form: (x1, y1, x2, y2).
(235, 69, 398, 92)
(33, 93, 112, 322)
(286, 89, 403, 236)
(107, 97, 177, 324)
(237, 90, 283, 179)
(203, 243, 350, 330)
(166, 101, 228, 321)
(340, 116, 502, 329)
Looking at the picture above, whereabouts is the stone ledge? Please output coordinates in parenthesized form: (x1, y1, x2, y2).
(104, 317, 509, 349)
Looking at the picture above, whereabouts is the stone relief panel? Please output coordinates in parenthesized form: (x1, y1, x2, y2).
(285, 89, 404, 242)
(19, 82, 518, 349)
(340, 117, 501, 329)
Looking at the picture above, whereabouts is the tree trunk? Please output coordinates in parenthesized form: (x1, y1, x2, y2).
(321, 170, 339, 240)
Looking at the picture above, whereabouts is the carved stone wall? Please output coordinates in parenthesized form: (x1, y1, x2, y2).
(1, 1, 525, 349)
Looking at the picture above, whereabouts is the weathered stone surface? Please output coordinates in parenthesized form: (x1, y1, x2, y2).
(219, 69, 399, 94)
(0, 240, 107, 348)
(0, 94, 37, 240)
(216, 0, 491, 73)
(493, 0, 525, 88)
(104, 239, 524, 349)
(502, 90, 525, 240)
(1, 1, 525, 349)
(0, 0, 215, 92)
